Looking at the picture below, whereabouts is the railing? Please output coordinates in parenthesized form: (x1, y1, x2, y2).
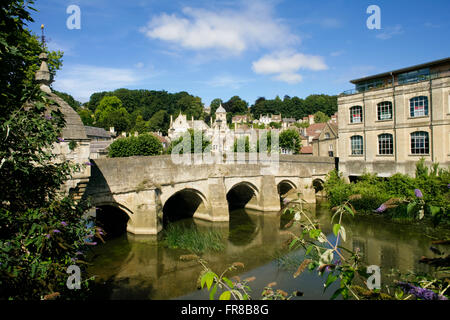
(340, 70, 448, 96)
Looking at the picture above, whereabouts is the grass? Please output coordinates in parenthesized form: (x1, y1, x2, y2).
(162, 223, 225, 254)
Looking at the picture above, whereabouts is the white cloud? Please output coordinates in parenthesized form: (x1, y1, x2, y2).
(376, 25, 404, 40)
(53, 65, 144, 102)
(140, 2, 299, 55)
(330, 50, 345, 57)
(252, 50, 327, 84)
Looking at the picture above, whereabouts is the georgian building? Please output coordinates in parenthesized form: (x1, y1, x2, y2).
(337, 57, 450, 179)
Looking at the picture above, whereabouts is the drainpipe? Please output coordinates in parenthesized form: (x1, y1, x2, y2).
(363, 91, 367, 162)
(391, 72, 397, 163)
(429, 78, 434, 162)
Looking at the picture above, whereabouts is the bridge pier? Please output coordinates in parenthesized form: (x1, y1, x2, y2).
(258, 175, 281, 212)
(125, 189, 162, 235)
(206, 177, 229, 222)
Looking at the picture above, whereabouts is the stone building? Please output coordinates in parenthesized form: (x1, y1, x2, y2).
(35, 52, 91, 198)
(337, 57, 450, 179)
(312, 122, 338, 157)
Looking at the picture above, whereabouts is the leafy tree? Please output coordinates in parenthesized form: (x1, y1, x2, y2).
(94, 96, 130, 133)
(132, 115, 148, 134)
(280, 129, 302, 154)
(0, 0, 96, 300)
(269, 121, 282, 129)
(314, 111, 330, 123)
(148, 109, 169, 135)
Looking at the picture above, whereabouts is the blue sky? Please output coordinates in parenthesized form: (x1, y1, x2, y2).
(29, 0, 450, 105)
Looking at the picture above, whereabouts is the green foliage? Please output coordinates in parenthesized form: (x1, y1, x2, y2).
(269, 121, 281, 129)
(250, 94, 337, 121)
(323, 161, 449, 225)
(162, 224, 224, 254)
(0, 0, 97, 299)
(94, 96, 130, 133)
(279, 129, 302, 154)
(108, 133, 163, 157)
(314, 111, 330, 123)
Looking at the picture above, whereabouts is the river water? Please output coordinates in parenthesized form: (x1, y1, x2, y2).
(87, 201, 445, 300)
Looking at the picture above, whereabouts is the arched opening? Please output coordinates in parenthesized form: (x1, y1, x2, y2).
(162, 189, 206, 227)
(277, 180, 296, 206)
(95, 205, 130, 238)
(312, 179, 324, 194)
(226, 182, 258, 211)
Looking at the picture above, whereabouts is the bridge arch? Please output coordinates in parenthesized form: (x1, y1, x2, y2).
(93, 202, 132, 238)
(226, 181, 260, 211)
(312, 178, 325, 193)
(162, 188, 209, 226)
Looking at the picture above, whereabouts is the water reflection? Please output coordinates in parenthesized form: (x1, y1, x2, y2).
(87, 203, 443, 300)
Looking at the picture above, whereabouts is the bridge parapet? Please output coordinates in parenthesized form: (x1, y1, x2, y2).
(84, 154, 335, 235)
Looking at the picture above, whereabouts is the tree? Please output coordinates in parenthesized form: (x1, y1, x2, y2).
(132, 115, 148, 134)
(94, 96, 130, 133)
(314, 111, 330, 123)
(148, 109, 169, 135)
(280, 129, 302, 154)
(0, 0, 96, 300)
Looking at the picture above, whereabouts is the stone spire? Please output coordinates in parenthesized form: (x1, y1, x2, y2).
(35, 52, 52, 94)
(35, 25, 52, 94)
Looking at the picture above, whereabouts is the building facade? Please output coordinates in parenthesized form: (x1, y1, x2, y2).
(338, 57, 450, 179)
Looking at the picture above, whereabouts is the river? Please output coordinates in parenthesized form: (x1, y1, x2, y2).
(86, 201, 445, 300)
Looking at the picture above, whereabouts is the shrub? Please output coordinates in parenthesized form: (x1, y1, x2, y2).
(108, 134, 162, 157)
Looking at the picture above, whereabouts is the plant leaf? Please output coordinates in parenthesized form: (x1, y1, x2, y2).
(333, 224, 341, 236)
(219, 291, 231, 300)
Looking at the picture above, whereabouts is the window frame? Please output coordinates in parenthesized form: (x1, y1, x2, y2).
(410, 96, 429, 118)
(378, 133, 394, 155)
(350, 106, 363, 124)
(350, 135, 364, 155)
(377, 101, 393, 121)
(410, 131, 429, 155)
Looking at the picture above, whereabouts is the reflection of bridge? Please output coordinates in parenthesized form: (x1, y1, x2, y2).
(84, 154, 335, 235)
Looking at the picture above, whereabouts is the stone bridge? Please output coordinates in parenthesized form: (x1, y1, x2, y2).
(83, 154, 335, 235)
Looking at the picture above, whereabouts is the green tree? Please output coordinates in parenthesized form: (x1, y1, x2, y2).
(280, 129, 302, 154)
(314, 111, 330, 123)
(53, 90, 82, 112)
(148, 109, 169, 135)
(133, 115, 148, 134)
(94, 96, 130, 133)
(0, 0, 96, 300)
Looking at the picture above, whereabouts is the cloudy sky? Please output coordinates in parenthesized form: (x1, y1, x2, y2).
(29, 0, 450, 105)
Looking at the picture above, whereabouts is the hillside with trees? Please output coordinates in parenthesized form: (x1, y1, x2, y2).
(56, 88, 337, 135)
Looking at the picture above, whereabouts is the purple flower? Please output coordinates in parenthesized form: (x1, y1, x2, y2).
(84, 161, 93, 166)
(396, 282, 447, 300)
(52, 229, 61, 233)
(57, 137, 65, 142)
(45, 234, 51, 239)
(414, 189, 423, 198)
(373, 203, 387, 213)
(44, 115, 53, 120)
(61, 221, 68, 227)
(447, 183, 450, 189)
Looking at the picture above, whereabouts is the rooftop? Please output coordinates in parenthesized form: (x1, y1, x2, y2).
(350, 57, 450, 84)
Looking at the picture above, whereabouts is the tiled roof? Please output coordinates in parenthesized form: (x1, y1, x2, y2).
(305, 123, 326, 139)
(300, 146, 313, 154)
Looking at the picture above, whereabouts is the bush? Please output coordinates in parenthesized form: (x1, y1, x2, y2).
(108, 133, 163, 157)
